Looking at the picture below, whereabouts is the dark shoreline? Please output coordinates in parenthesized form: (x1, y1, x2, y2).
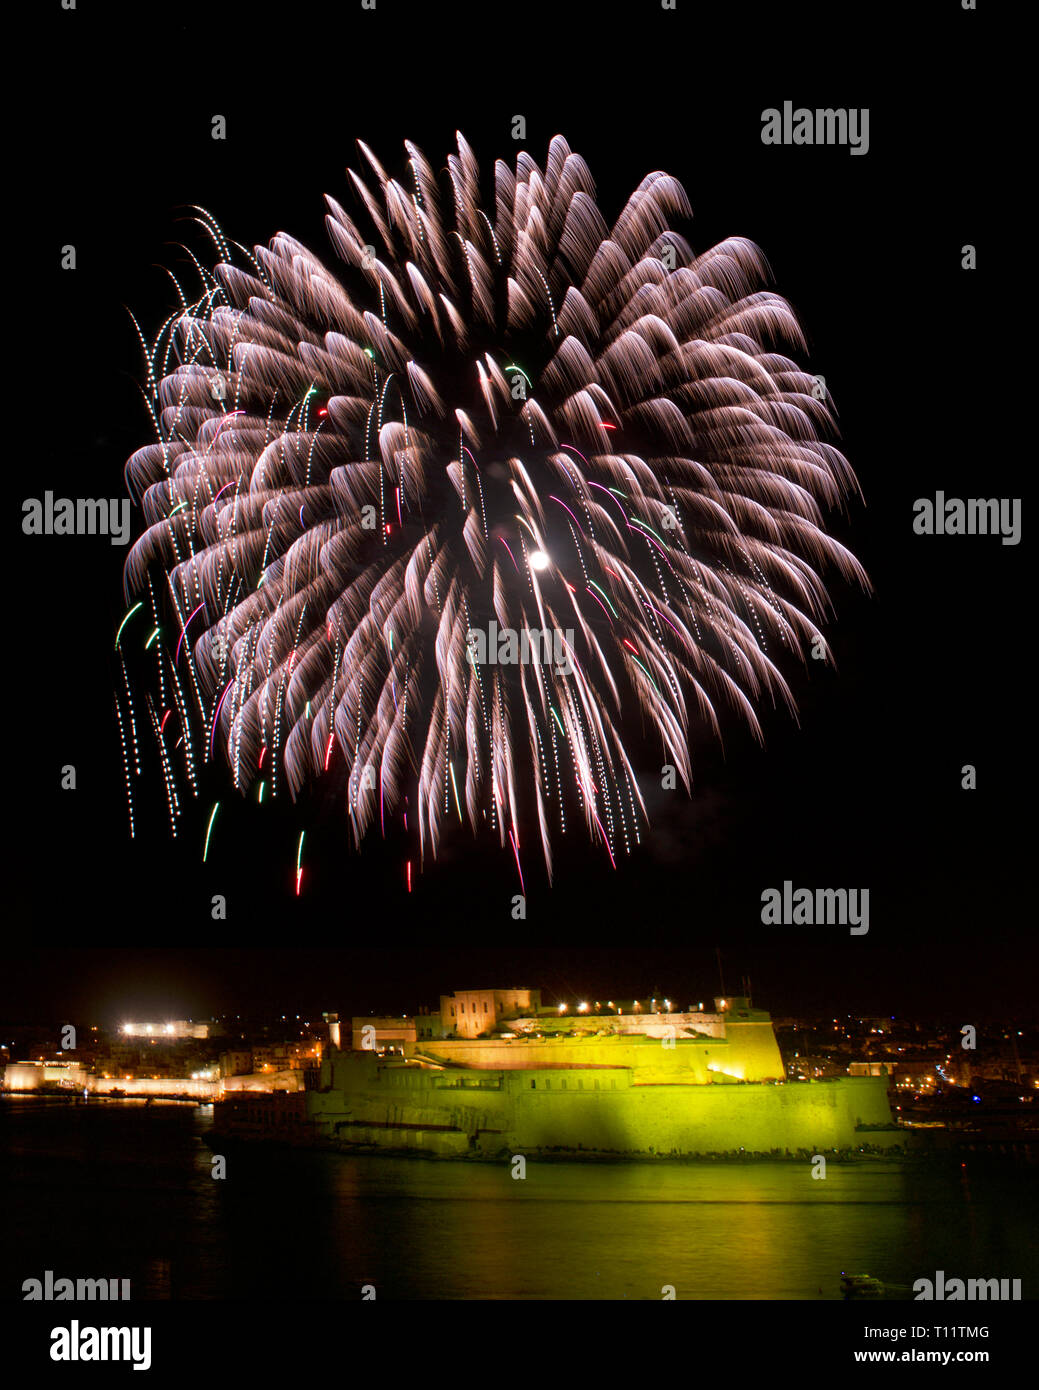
(202, 1127, 916, 1165)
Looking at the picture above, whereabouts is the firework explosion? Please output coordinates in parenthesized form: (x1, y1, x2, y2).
(117, 134, 866, 884)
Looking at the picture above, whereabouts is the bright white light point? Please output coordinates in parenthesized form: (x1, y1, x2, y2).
(529, 550, 550, 570)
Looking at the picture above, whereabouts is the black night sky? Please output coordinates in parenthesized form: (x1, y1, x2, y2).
(11, 2, 1027, 1024)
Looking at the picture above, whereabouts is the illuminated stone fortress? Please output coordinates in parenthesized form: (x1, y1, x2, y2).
(308, 989, 897, 1159)
(415, 991, 785, 1085)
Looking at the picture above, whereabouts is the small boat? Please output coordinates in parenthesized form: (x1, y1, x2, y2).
(841, 1273, 886, 1299)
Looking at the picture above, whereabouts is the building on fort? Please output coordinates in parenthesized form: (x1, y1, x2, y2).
(434, 988, 541, 1039)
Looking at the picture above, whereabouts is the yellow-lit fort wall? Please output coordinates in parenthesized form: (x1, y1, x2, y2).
(400, 1023, 784, 1085)
(307, 1048, 895, 1159)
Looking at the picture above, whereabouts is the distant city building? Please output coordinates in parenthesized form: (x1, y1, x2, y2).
(120, 1021, 209, 1040)
(2, 1061, 87, 1090)
(252, 1042, 322, 1072)
(219, 1050, 253, 1078)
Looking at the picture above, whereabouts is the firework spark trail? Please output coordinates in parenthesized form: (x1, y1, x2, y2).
(202, 802, 220, 862)
(114, 692, 135, 838)
(145, 693, 179, 837)
(122, 134, 867, 880)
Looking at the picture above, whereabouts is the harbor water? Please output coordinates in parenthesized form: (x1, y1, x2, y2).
(2, 1097, 1035, 1301)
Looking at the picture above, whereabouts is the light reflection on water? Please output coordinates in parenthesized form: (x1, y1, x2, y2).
(1, 1098, 1035, 1300)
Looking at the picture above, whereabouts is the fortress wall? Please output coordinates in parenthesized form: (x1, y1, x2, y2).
(88, 1076, 220, 1099)
(508, 1076, 892, 1153)
(511, 1013, 728, 1040)
(309, 1067, 514, 1139)
(307, 1067, 894, 1156)
(336, 1125, 473, 1156)
(717, 1022, 785, 1082)
(222, 1071, 304, 1093)
(406, 1022, 783, 1084)
(408, 1036, 718, 1082)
